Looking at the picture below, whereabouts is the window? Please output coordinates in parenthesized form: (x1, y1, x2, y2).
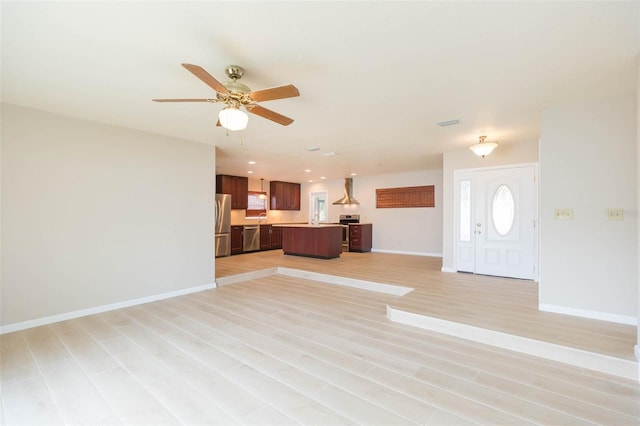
(246, 191, 267, 218)
(492, 184, 515, 236)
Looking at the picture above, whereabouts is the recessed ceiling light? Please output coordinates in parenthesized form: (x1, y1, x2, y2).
(437, 119, 460, 127)
(308, 179, 313, 183)
(305, 169, 311, 173)
(322, 151, 337, 157)
(248, 161, 256, 165)
(247, 171, 253, 174)
(320, 176, 326, 180)
(306, 147, 320, 152)
(350, 172, 357, 176)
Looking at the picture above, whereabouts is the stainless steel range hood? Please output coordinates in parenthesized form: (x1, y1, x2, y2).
(332, 177, 360, 205)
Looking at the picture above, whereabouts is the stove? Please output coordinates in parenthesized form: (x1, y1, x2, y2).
(338, 214, 360, 250)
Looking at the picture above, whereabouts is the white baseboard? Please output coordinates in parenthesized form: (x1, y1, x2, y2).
(539, 303, 637, 326)
(216, 266, 413, 296)
(388, 305, 639, 382)
(278, 267, 414, 296)
(441, 266, 457, 273)
(215, 268, 278, 286)
(0, 282, 217, 335)
(372, 248, 442, 257)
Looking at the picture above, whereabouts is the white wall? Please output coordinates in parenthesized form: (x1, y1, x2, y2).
(1, 104, 215, 329)
(441, 141, 540, 270)
(302, 170, 443, 256)
(540, 94, 637, 322)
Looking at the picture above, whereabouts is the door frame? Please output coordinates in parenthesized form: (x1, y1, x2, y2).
(308, 190, 329, 224)
(452, 162, 539, 280)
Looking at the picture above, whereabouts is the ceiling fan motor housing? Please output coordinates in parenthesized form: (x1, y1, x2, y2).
(222, 80, 251, 94)
(222, 65, 251, 94)
(225, 65, 244, 80)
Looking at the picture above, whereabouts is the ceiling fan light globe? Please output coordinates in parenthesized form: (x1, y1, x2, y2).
(470, 141, 498, 158)
(219, 107, 248, 131)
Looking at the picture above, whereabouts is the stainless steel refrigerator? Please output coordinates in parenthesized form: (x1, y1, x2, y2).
(215, 194, 231, 257)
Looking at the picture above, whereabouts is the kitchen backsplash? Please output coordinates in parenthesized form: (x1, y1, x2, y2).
(230, 209, 305, 225)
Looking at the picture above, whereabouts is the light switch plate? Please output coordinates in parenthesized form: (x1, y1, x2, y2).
(607, 208, 624, 221)
(554, 208, 573, 220)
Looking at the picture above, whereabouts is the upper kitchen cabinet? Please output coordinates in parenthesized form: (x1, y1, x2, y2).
(216, 175, 248, 210)
(270, 181, 301, 210)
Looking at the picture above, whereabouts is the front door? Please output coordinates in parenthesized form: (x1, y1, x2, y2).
(455, 165, 537, 280)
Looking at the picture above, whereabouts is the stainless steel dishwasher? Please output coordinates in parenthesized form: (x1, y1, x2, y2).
(242, 225, 260, 252)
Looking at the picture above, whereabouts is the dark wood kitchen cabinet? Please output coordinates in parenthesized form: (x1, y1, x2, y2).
(270, 181, 301, 210)
(280, 225, 342, 259)
(230, 225, 244, 254)
(260, 224, 282, 250)
(349, 223, 372, 252)
(271, 226, 282, 248)
(216, 174, 248, 210)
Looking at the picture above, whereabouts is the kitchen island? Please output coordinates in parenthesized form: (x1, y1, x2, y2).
(276, 224, 343, 259)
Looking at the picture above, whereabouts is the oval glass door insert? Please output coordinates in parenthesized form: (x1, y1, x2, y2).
(492, 184, 515, 236)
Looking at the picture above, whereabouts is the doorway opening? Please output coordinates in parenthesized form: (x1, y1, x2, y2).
(309, 190, 328, 224)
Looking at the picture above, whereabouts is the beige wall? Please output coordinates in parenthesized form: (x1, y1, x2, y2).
(540, 94, 637, 321)
(1, 104, 215, 329)
(441, 140, 540, 270)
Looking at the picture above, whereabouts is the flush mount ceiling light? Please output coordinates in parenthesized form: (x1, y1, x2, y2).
(218, 105, 248, 131)
(470, 135, 498, 158)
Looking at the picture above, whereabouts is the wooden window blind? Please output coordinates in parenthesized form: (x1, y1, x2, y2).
(376, 185, 435, 208)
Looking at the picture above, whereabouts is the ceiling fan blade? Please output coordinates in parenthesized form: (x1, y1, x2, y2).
(152, 98, 216, 102)
(181, 63, 229, 94)
(249, 84, 300, 102)
(248, 105, 294, 126)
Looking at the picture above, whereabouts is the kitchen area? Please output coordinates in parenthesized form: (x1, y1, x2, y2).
(214, 174, 373, 259)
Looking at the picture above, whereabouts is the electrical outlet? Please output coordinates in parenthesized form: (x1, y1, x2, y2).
(607, 208, 624, 221)
(554, 208, 573, 220)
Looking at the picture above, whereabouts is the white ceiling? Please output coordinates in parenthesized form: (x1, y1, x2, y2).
(2, 1, 638, 183)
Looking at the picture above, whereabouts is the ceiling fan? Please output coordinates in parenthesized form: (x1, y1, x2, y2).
(153, 63, 300, 131)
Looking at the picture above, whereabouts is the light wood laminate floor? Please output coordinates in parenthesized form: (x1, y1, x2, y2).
(1, 251, 638, 425)
(217, 250, 637, 362)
